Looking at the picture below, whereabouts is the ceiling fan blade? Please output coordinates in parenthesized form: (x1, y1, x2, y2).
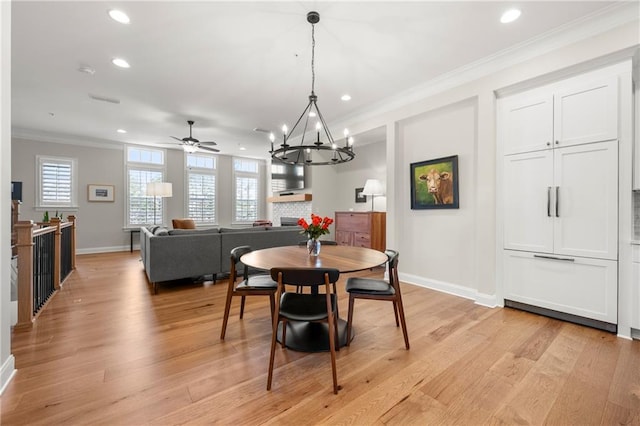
(198, 141, 218, 145)
(170, 136, 184, 142)
(198, 145, 220, 153)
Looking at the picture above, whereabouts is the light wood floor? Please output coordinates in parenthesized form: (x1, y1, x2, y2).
(3, 251, 639, 425)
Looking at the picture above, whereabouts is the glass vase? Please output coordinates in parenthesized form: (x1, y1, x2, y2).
(307, 239, 321, 256)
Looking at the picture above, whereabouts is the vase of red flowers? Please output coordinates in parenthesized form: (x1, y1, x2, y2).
(298, 214, 334, 256)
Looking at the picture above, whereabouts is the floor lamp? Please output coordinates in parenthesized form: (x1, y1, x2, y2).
(146, 182, 173, 225)
(362, 179, 383, 211)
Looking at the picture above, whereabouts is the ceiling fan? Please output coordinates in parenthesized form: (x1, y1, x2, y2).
(171, 120, 219, 153)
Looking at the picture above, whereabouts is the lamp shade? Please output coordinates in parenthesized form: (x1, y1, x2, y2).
(146, 182, 173, 197)
(362, 179, 383, 196)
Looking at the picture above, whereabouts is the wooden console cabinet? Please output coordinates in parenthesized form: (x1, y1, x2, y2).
(334, 211, 386, 252)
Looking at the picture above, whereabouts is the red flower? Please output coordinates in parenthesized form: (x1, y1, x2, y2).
(298, 213, 333, 240)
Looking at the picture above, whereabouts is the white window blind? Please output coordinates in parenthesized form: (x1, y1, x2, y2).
(233, 158, 261, 222)
(126, 146, 165, 226)
(37, 156, 77, 208)
(128, 169, 163, 225)
(188, 173, 216, 223)
(186, 153, 217, 224)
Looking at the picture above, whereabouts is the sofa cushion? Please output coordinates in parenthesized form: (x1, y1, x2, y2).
(168, 228, 220, 236)
(219, 227, 265, 233)
(172, 218, 196, 229)
(153, 227, 169, 236)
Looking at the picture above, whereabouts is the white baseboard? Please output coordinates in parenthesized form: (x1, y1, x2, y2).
(76, 245, 131, 255)
(399, 272, 500, 308)
(0, 354, 16, 395)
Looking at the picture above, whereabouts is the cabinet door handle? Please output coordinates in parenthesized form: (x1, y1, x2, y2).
(547, 187, 551, 217)
(555, 186, 559, 217)
(534, 254, 575, 262)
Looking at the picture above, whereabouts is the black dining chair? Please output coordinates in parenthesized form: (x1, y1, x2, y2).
(345, 249, 409, 349)
(267, 267, 341, 394)
(220, 246, 278, 340)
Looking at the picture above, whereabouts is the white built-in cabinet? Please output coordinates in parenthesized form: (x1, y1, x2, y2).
(499, 65, 622, 328)
(504, 141, 618, 260)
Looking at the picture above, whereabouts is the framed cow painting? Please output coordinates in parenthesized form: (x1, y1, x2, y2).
(410, 155, 459, 209)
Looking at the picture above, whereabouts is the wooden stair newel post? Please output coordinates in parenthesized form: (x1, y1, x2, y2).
(68, 215, 77, 270)
(15, 220, 36, 329)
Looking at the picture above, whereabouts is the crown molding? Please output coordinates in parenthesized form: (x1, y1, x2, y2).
(12, 127, 125, 151)
(334, 2, 639, 129)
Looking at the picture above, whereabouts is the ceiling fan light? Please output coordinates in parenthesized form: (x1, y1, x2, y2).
(183, 145, 198, 154)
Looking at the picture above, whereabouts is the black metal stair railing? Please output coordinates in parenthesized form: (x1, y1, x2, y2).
(60, 225, 73, 281)
(32, 230, 55, 314)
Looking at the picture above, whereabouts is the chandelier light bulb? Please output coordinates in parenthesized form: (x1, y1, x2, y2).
(269, 132, 275, 142)
(282, 124, 288, 135)
(348, 137, 354, 147)
(316, 122, 322, 131)
(343, 128, 349, 138)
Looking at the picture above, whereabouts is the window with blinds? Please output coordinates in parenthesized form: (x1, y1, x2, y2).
(126, 146, 166, 226)
(233, 158, 261, 223)
(36, 156, 77, 208)
(186, 153, 216, 224)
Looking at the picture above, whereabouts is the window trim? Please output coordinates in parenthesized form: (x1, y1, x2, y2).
(35, 155, 78, 210)
(184, 152, 218, 225)
(125, 145, 167, 228)
(232, 157, 264, 224)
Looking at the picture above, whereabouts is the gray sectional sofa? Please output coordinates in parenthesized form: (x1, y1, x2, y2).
(139, 225, 303, 293)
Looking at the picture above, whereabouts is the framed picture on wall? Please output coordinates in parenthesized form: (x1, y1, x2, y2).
(355, 187, 367, 203)
(410, 155, 459, 209)
(88, 184, 115, 202)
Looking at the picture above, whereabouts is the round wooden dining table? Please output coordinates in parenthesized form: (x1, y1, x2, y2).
(241, 244, 388, 352)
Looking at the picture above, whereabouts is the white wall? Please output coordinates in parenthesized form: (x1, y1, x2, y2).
(398, 98, 478, 291)
(313, 19, 639, 311)
(12, 138, 129, 252)
(1, 0, 15, 394)
(11, 139, 269, 252)
(311, 136, 388, 237)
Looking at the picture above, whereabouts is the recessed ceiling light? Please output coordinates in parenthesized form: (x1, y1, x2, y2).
(112, 58, 130, 68)
(341, 94, 351, 101)
(108, 9, 130, 24)
(239, 146, 246, 151)
(500, 9, 521, 24)
(117, 129, 127, 134)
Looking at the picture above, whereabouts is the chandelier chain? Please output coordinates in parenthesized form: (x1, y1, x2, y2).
(311, 23, 315, 94)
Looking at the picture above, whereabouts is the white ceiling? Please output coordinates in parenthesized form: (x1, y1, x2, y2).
(11, 1, 629, 159)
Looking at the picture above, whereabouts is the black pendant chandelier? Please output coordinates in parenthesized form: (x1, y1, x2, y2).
(269, 11, 355, 166)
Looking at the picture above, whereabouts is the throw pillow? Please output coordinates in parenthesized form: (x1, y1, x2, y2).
(172, 218, 196, 229)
